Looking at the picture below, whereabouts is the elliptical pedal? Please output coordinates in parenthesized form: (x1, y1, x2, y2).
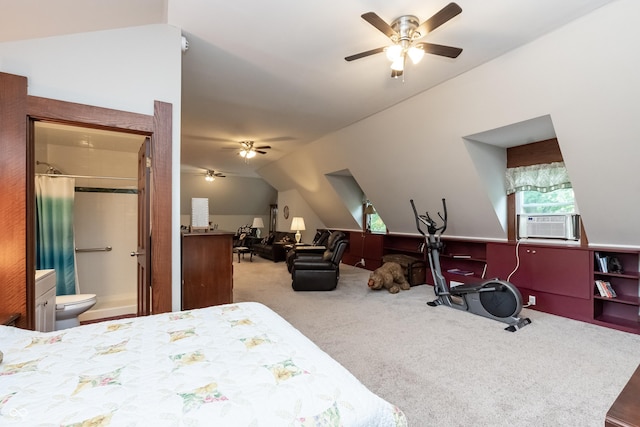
(505, 317, 532, 332)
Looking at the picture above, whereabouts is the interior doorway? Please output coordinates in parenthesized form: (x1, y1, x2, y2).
(34, 121, 145, 321)
(0, 72, 173, 329)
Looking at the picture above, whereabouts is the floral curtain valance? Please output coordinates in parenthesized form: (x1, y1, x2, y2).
(505, 161, 571, 195)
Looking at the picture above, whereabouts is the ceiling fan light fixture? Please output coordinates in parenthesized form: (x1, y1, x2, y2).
(390, 56, 404, 72)
(205, 170, 215, 182)
(246, 149, 257, 159)
(407, 46, 424, 64)
(385, 44, 402, 62)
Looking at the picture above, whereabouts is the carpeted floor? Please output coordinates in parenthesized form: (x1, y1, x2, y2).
(232, 255, 640, 426)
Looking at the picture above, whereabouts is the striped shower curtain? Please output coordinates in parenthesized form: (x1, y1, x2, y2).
(35, 176, 78, 296)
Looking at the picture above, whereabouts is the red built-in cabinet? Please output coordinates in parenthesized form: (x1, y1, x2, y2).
(591, 249, 640, 334)
(338, 229, 640, 335)
(342, 232, 384, 270)
(486, 242, 593, 323)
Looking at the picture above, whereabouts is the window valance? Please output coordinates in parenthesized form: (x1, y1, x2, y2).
(505, 161, 571, 195)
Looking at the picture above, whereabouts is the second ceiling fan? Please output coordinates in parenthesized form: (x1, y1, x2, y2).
(345, 2, 463, 78)
(238, 140, 271, 159)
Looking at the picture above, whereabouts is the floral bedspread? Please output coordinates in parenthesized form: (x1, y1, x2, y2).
(0, 302, 407, 426)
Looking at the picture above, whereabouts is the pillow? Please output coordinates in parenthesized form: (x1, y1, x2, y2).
(267, 233, 276, 245)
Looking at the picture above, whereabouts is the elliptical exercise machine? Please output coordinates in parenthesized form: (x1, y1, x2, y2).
(410, 198, 531, 332)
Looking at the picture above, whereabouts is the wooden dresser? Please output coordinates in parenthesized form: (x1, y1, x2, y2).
(181, 231, 234, 310)
(606, 363, 640, 426)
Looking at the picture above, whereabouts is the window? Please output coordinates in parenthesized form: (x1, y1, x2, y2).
(517, 188, 577, 214)
(368, 211, 387, 233)
(364, 202, 386, 234)
(505, 138, 585, 243)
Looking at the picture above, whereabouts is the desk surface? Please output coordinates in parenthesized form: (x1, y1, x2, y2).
(606, 363, 640, 427)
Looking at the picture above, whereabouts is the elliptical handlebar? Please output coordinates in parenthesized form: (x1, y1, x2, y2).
(410, 198, 448, 237)
(410, 199, 425, 237)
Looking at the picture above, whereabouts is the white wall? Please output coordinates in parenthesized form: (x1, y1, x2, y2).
(260, 0, 640, 248)
(0, 24, 184, 309)
(277, 189, 326, 243)
(180, 173, 276, 216)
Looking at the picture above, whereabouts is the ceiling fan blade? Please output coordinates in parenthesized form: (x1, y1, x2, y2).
(256, 150, 268, 154)
(361, 12, 397, 39)
(416, 42, 462, 58)
(345, 47, 386, 62)
(416, 2, 462, 38)
(255, 145, 271, 150)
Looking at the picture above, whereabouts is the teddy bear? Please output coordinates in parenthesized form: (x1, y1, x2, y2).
(367, 261, 410, 294)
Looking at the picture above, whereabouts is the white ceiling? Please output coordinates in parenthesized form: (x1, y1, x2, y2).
(1, 0, 615, 177)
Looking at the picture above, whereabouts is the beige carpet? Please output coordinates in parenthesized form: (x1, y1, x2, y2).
(232, 255, 640, 426)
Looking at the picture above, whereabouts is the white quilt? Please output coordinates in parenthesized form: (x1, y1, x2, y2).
(0, 302, 407, 426)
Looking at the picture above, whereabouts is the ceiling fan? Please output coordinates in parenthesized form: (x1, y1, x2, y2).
(238, 141, 271, 159)
(345, 2, 463, 78)
(204, 169, 226, 181)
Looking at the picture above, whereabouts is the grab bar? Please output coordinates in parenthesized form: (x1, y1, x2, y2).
(75, 246, 112, 253)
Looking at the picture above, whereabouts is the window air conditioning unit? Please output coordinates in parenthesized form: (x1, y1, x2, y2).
(517, 214, 580, 240)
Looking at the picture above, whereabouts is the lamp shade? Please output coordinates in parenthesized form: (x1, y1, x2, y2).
(290, 217, 305, 244)
(290, 217, 305, 231)
(252, 217, 264, 228)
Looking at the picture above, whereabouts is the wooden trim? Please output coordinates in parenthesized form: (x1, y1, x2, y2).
(1, 70, 174, 328)
(507, 193, 516, 242)
(151, 100, 173, 314)
(0, 72, 30, 329)
(27, 96, 154, 134)
(506, 138, 562, 168)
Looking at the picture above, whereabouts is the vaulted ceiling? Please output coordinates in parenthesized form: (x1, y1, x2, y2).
(0, 0, 615, 177)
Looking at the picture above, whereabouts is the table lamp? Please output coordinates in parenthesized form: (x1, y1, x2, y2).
(290, 217, 305, 244)
(252, 217, 265, 238)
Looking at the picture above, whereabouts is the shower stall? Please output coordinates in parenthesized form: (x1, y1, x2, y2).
(35, 122, 145, 321)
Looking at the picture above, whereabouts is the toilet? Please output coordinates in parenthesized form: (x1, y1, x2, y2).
(55, 294, 97, 330)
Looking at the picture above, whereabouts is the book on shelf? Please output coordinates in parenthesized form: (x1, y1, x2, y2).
(595, 280, 616, 298)
(447, 268, 474, 276)
(603, 280, 617, 298)
(594, 252, 609, 273)
(595, 280, 608, 297)
(452, 254, 471, 258)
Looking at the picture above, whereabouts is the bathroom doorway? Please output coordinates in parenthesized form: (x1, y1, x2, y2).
(1, 72, 172, 329)
(34, 122, 145, 321)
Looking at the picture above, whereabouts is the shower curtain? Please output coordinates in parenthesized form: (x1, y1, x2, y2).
(36, 176, 78, 296)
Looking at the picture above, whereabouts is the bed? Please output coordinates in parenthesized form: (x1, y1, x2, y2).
(0, 302, 407, 426)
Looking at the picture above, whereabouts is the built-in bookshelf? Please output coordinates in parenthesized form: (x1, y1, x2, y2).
(382, 234, 424, 258)
(592, 249, 640, 334)
(340, 229, 640, 335)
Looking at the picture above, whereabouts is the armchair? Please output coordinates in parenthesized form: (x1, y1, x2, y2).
(286, 229, 332, 273)
(291, 231, 348, 291)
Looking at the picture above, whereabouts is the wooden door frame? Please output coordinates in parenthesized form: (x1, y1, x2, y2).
(0, 72, 172, 328)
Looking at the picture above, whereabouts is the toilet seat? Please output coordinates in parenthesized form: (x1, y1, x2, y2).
(56, 294, 97, 310)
